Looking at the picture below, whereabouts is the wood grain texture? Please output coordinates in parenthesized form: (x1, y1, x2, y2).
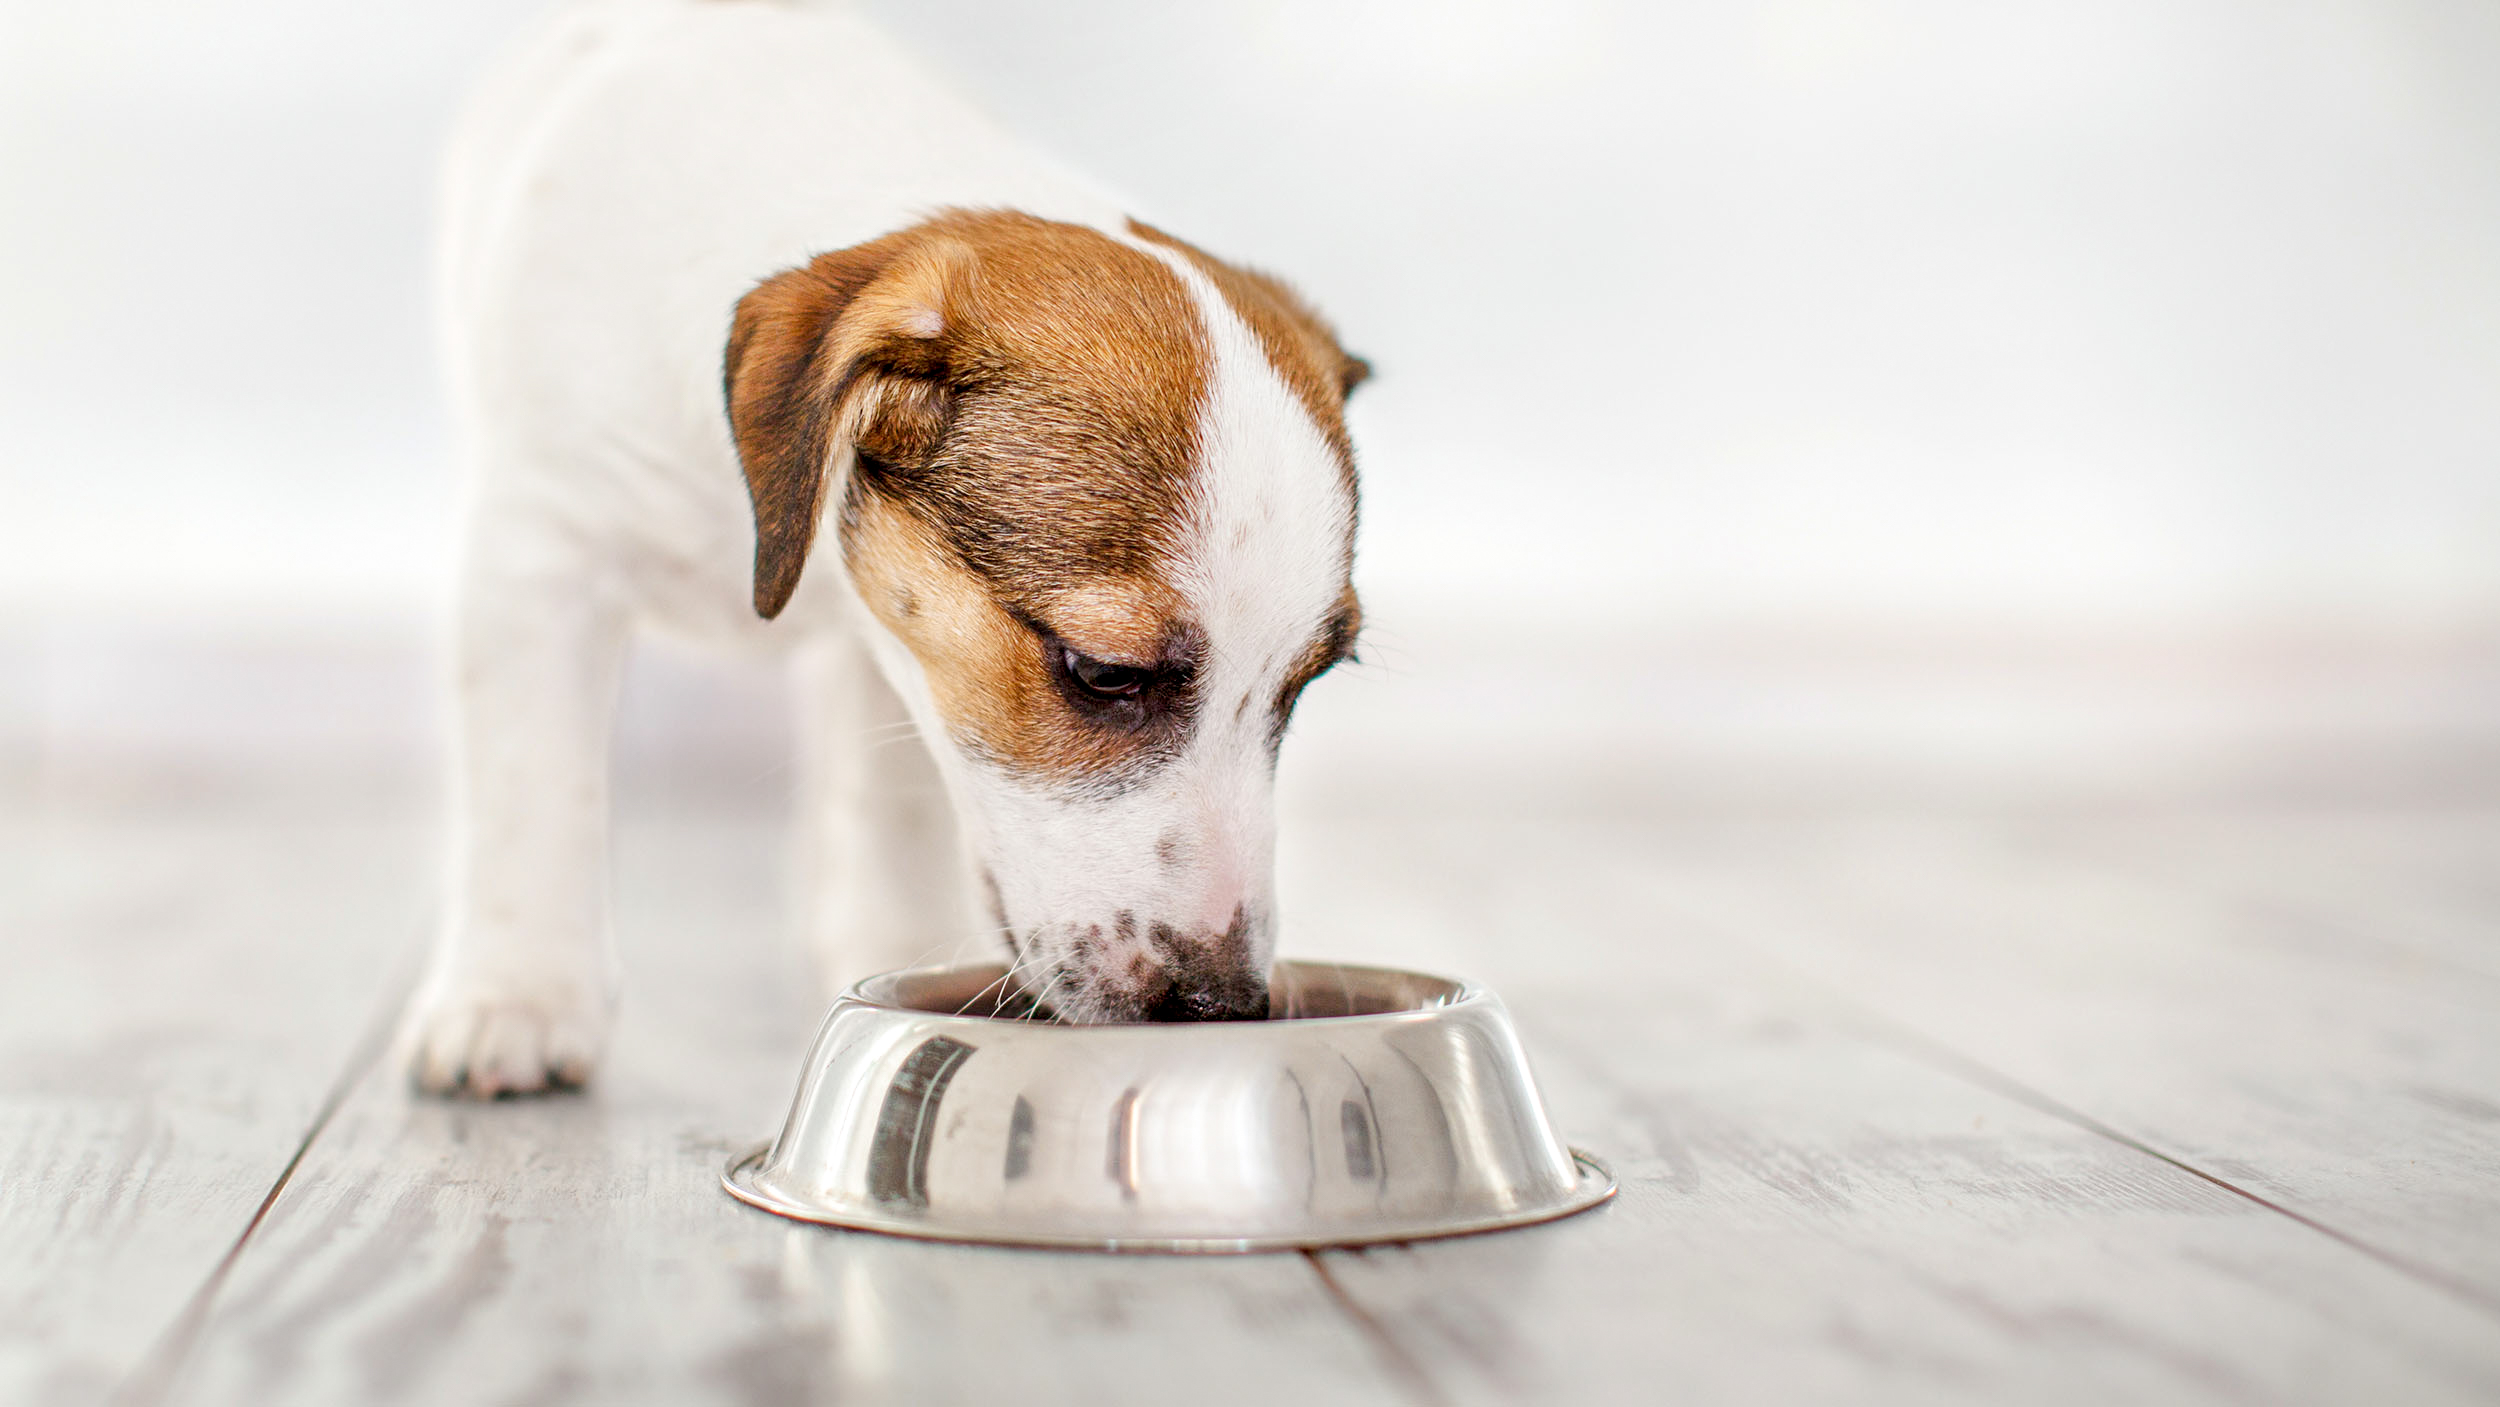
(155, 815, 1408, 1407)
(0, 806, 430, 1404)
(1275, 816, 2500, 1406)
(1601, 813, 2500, 1305)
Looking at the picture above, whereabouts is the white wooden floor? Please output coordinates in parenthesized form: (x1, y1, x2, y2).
(7, 624, 2499, 1405)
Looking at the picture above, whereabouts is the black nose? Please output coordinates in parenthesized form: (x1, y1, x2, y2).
(1142, 982, 1270, 1023)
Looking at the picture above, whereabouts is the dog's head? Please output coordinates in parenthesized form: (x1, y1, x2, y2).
(724, 210, 1365, 1022)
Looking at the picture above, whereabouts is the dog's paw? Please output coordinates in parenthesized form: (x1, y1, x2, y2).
(403, 975, 612, 1098)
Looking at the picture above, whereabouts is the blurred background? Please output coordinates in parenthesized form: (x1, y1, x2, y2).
(6, 0, 2499, 812)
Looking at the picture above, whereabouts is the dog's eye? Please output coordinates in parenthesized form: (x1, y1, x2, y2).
(1061, 647, 1148, 700)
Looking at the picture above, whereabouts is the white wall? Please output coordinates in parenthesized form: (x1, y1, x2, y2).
(6, 0, 2498, 629)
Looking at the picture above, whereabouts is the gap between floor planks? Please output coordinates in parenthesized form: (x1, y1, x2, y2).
(107, 985, 1448, 1407)
(108, 938, 427, 1407)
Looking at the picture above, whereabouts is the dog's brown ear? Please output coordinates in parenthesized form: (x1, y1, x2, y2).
(724, 234, 972, 619)
(1338, 354, 1372, 398)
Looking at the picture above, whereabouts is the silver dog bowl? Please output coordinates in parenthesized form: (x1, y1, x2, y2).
(724, 960, 1613, 1252)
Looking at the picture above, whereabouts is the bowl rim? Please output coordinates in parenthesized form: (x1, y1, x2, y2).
(840, 957, 1493, 1029)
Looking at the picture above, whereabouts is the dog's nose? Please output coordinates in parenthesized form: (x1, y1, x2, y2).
(1142, 980, 1269, 1023)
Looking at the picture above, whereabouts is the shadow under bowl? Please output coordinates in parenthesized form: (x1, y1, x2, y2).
(724, 960, 1613, 1252)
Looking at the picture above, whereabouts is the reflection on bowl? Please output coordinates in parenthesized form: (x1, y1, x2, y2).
(725, 960, 1613, 1252)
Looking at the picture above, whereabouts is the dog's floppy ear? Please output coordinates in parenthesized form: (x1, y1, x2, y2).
(724, 233, 973, 619)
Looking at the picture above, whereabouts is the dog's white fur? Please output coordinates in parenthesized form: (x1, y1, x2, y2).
(406, 0, 1356, 1092)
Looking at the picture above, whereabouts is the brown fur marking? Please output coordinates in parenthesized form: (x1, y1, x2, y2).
(726, 210, 1209, 620)
(845, 489, 1191, 778)
(1125, 217, 1367, 482)
(725, 209, 1365, 784)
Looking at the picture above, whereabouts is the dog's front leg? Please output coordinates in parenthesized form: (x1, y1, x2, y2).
(405, 526, 629, 1096)
(792, 633, 984, 1003)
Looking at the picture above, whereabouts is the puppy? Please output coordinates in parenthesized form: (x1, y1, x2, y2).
(405, 0, 1367, 1094)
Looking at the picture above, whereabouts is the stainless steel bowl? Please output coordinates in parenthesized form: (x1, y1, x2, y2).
(724, 960, 1613, 1252)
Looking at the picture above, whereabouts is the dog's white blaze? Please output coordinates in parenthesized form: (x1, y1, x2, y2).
(878, 247, 1352, 1013)
(1156, 241, 1356, 929)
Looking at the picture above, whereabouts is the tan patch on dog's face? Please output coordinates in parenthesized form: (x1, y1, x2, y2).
(842, 487, 1198, 781)
(727, 209, 1366, 791)
(864, 212, 1210, 595)
(823, 214, 1223, 784)
(727, 210, 1212, 619)
(729, 209, 1235, 783)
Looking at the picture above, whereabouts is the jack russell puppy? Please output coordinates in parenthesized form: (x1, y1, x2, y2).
(405, 0, 1368, 1095)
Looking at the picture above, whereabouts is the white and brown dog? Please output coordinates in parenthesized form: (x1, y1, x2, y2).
(404, 0, 1368, 1094)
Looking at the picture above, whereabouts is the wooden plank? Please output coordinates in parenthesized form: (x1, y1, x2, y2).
(0, 802, 432, 1404)
(1273, 815, 2500, 1405)
(160, 813, 1412, 1407)
(1597, 810, 2500, 1303)
(2040, 809, 2500, 986)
